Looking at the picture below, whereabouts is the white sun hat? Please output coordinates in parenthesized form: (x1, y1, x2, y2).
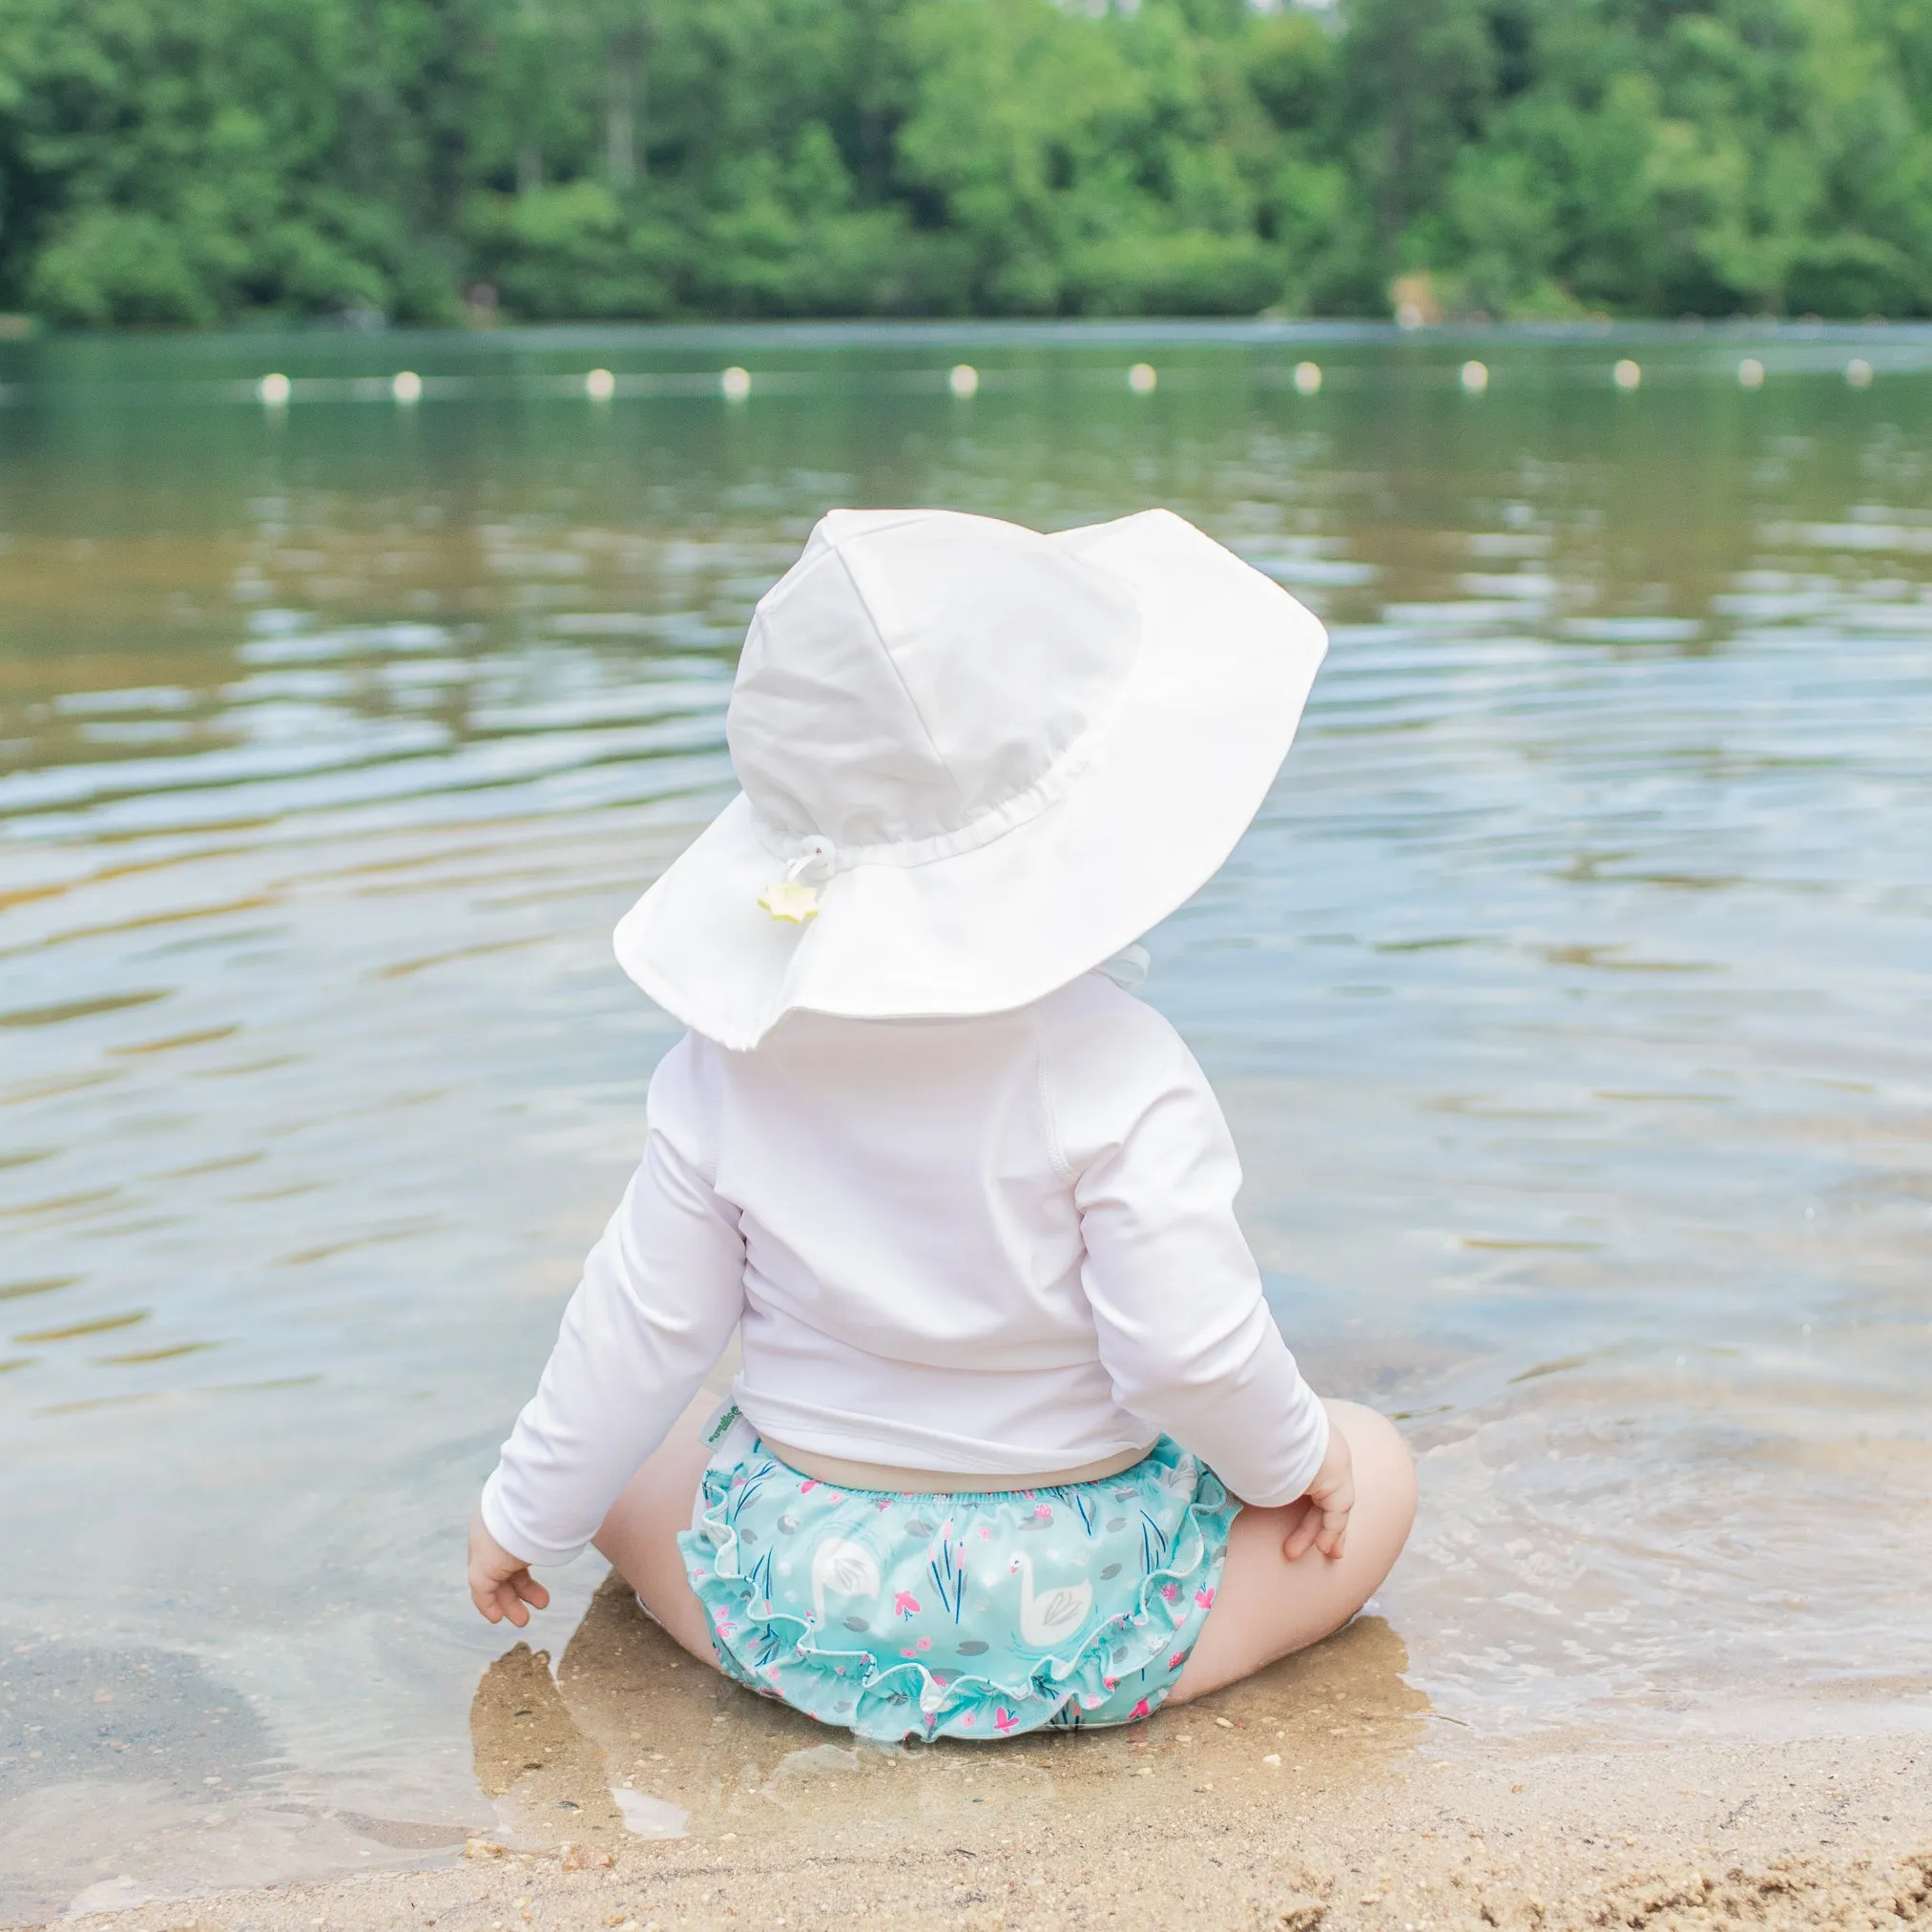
(614, 506, 1326, 1049)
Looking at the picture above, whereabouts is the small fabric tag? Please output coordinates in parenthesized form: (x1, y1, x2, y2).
(703, 1402, 741, 1447)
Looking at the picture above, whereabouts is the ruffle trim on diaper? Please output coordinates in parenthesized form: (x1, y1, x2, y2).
(684, 1467, 1238, 1743)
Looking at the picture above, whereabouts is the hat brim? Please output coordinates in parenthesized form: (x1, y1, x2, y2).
(614, 509, 1327, 1049)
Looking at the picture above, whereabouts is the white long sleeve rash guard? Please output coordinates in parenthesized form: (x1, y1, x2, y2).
(481, 971, 1330, 1567)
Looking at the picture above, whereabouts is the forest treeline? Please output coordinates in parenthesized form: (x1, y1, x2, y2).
(3, 0, 1931, 328)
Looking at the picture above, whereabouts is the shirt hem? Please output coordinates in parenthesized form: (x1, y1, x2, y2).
(732, 1381, 1158, 1477)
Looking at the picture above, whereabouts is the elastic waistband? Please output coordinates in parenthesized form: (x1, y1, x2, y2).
(755, 1431, 1152, 1494)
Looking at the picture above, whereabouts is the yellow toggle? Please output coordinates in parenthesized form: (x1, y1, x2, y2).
(758, 879, 821, 924)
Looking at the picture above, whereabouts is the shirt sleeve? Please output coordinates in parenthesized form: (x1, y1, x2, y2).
(479, 1033, 746, 1566)
(1041, 983, 1331, 1508)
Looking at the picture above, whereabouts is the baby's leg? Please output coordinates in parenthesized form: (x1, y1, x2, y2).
(592, 1391, 725, 1670)
(1169, 1400, 1417, 1704)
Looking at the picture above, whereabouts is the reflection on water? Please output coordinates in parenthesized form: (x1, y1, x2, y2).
(2, 322, 1930, 1914)
(469, 1576, 1425, 1854)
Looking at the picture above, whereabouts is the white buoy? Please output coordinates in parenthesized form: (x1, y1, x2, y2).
(719, 365, 752, 402)
(391, 370, 423, 404)
(585, 367, 615, 401)
(258, 372, 291, 406)
(948, 363, 980, 399)
(1846, 358, 1874, 389)
(1127, 362, 1157, 394)
(1737, 358, 1766, 389)
(1612, 359, 1641, 391)
(1459, 359, 1489, 394)
(1292, 361, 1321, 396)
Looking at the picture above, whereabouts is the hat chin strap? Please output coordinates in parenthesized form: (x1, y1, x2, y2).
(788, 833, 839, 881)
(756, 834, 839, 924)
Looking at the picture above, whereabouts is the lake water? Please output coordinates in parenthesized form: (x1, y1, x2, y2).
(2, 322, 1928, 1917)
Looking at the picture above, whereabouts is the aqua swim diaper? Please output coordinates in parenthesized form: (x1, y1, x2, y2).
(676, 1414, 1239, 1743)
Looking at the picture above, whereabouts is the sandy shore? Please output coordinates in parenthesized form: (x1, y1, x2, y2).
(39, 1578, 1932, 1931)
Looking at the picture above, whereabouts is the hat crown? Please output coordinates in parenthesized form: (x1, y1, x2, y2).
(727, 509, 1140, 856)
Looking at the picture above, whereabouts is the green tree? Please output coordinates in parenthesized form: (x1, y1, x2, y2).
(2, 0, 1931, 325)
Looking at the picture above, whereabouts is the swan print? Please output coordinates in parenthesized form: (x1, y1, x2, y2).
(684, 1434, 1232, 1740)
(810, 1536, 882, 1628)
(1009, 1550, 1093, 1647)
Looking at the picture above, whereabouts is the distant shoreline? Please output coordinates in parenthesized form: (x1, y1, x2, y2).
(8, 316, 1932, 349)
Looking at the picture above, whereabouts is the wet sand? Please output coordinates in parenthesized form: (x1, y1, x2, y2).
(50, 1577, 1932, 1931)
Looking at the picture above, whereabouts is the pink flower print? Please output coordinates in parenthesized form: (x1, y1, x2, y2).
(1031, 1504, 1052, 1522)
(978, 1527, 995, 1541)
(1160, 1582, 1180, 1602)
(1102, 1676, 1119, 1691)
(1168, 1652, 1187, 1671)
(993, 1707, 1019, 1735)
(799, 1479, 819, 1493)
(1129, 1698, 1152, 1720)
(893, 1590, 922, 1620)
(1195, 1587, 1215, 1610)
(917, 1635, 931, 1651)
(874, 1497, 894, 1511)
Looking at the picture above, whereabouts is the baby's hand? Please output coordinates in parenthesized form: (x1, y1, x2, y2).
(468, 1506, 551, 1627)
(1282, 1423, 1355, 1563)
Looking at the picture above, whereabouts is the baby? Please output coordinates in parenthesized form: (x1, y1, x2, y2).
(468, 508, 1415, 1738)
